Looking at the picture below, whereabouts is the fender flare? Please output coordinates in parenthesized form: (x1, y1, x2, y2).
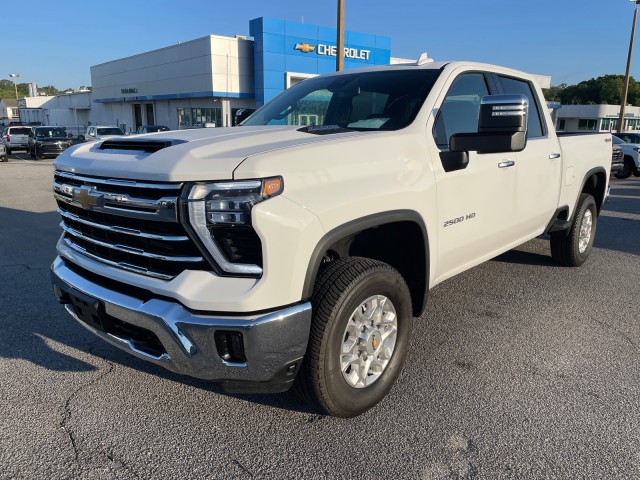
(301, 210, 430, 315)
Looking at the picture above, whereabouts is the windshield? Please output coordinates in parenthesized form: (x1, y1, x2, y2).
(97, 127, 124, 135)
(612, 135, 624, 145)
(243, 69, 441, 131)
(36, 128, 67, 138)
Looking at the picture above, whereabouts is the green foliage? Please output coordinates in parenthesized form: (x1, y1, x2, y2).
(543, 75, 640, 106)
(0, 80, 29, 100)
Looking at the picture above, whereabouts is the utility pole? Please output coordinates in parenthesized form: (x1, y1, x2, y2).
(618, 0, 640, 134)
(9, 73, 19, 99)
(336, 0, 345, 71)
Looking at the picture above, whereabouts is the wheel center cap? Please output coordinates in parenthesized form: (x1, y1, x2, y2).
(365, 331, 382, 354)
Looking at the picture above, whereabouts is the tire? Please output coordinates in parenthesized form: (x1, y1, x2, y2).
(550, 193, 597, 267)
(1, 155, 7, 162)
(294, 257, 413, 417)
(614, 157, 634, 179)
(78, 135, 85, 143)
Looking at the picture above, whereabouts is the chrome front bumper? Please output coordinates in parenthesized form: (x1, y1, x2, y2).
(51, 257, 312, 393)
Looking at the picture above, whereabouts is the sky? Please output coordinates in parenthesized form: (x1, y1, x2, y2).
(5, 0, 640, 89)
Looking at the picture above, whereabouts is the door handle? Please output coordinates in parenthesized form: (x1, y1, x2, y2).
(549, 152, 561, 159)
(498, 160, 515, 168)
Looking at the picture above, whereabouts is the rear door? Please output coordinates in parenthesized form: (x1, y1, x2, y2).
(494, 74, 562, 237)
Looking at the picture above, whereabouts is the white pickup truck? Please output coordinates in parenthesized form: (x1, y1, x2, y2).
(78, 125, 125, 143)
(50, 59, 611, 417)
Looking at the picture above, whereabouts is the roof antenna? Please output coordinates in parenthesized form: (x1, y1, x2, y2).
(416, 52, 434, 65)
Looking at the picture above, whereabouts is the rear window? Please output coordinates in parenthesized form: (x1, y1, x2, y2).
(10, 128, 31, 135)
(97, 127, 124, 135)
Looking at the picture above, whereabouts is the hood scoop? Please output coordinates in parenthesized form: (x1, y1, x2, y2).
(298, 125, 353, 135)
(99, 139, 186, 153)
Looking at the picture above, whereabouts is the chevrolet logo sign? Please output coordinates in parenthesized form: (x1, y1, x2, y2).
(73, 185, 102, 210)
(294, 42, 316, 53)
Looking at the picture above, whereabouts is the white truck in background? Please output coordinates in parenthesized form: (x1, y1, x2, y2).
(78, 125, 125, 143)
(50, 59, 611, 417)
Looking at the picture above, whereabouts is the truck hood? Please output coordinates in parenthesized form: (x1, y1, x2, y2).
(54, 126, 368, 182)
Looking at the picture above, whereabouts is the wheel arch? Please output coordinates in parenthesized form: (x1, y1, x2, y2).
(577, 167, 607, 216)
(302, 210, 430, 317)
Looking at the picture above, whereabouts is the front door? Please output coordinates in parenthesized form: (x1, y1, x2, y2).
(430, 71, 521, 280)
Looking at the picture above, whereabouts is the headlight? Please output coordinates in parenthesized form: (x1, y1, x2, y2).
(185, 177, 283, 276)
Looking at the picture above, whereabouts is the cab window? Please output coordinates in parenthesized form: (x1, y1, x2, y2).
(434, 73, 489, 147)
(497, 76, 544, 138)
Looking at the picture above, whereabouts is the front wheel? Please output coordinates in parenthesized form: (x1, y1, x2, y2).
(294, 257, 413, 417)
(550, 193, 597, 267)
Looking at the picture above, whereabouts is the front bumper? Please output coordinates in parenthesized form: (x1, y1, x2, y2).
(51, 257, 312, 393)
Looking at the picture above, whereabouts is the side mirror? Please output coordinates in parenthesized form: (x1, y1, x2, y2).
(449, 94, 528, 154)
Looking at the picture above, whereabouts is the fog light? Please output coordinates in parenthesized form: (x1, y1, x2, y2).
(215, 331, 246, 363)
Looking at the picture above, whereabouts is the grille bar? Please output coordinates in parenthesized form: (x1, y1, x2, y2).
(53, 181, 178, 222)
(62, 238, 174, 280)
(61, 223, 203, 263)
(57, 209, 189, 242)
(55, 170, 182, 190)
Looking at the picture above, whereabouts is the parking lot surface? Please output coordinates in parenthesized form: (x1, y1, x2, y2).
(1, 152, 639, 479)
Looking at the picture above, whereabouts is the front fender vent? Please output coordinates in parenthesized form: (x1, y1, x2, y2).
(99, 139, 185, 153)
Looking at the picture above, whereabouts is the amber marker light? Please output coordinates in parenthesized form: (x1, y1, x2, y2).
(263, 177, 283, 197)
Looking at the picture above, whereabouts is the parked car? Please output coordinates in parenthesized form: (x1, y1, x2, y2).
(78, 126, 125, 143)
(615, 132, 640, 144)
(136, 125, 170, 134)
(28, 126, 72, 159)
(0, 137, 7, 162)
(611, 133, 640, 179)
(611, 135, 625, 175)
(2, 126, 32, 154)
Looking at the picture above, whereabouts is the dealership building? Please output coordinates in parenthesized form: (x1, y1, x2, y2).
(88, 16, 401, 133)
(13, 16, 552, 134)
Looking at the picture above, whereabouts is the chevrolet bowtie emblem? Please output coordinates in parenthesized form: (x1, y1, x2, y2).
(73, 185, 102, 210)
(294, 42, 316, 53)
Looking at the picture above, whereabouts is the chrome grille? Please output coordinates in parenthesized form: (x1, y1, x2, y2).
(53, 170, 210, 280)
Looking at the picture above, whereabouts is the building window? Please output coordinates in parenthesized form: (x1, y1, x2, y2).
(600, 118, 610, 131)
(578, 119, 597, 131)
(177, 107, 222, 128)
(557, 119, 566, 130)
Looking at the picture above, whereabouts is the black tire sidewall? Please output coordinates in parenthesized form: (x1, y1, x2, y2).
(321, 270, 412, 416)
(571, 195, 597, 265)
(614, 158, 633, 179)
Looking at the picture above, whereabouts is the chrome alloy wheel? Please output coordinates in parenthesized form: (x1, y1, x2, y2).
(340, 295, 398, 388)
(578, 209, 593, 254)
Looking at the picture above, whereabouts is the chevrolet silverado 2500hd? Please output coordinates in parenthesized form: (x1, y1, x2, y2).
(50, 60, 611, 417)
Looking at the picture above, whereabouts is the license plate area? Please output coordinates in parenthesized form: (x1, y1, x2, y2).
(68, 289, 106, 332)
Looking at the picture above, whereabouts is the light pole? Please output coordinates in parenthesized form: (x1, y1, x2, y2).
(9, 73, 19, 99)
(618, 0, 640, 134)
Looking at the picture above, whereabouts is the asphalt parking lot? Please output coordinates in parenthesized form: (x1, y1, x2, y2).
(1, 151, 639, 479)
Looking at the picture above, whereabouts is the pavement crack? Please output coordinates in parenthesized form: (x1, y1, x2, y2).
(59, 350, 115, 472)
(595, 319, 638, 351)
(232, 458, 256, 477)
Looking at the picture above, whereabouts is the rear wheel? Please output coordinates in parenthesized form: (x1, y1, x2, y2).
(550, 193, 597, 267)
(614, 157, 634, 179)
(294, 257, 413, 417)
